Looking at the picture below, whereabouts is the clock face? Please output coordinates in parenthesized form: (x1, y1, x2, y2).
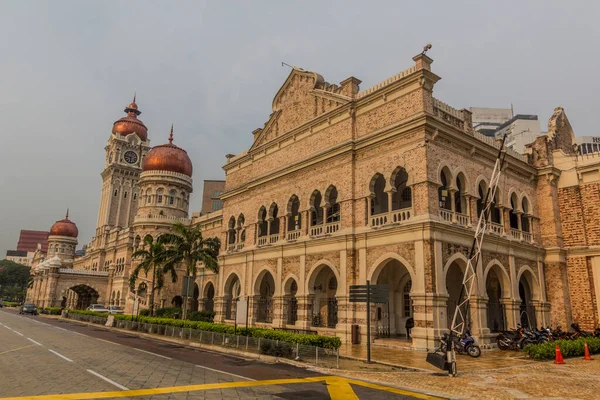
(124, 151, 138, 164)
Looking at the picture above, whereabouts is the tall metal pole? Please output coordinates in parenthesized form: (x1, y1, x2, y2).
(366, 280, 371, 363)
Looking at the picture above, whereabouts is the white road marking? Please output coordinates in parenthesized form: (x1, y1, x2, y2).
(72, 331, 87, 337)
(133, 348, 172, 359)
(12, 330, 24, 336)
(54, 326, 69, 332)
(195, 364, 255, 381)
(97, 338, 120, 346)
(48, 349, 73, 362)
(27, 338, 42, 346)
(87, 369, 129, 390)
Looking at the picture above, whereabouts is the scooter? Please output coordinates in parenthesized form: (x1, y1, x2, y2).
(439, 330, 481, 358)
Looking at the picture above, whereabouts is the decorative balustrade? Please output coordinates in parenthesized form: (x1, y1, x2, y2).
(268, 234, 280, 244)
(521, 232, 532, 243)
(287, 230, 301, 241)
(235, 242, 245, 251)
(257, 236, 268, 246)
(134, 214, 192, 225)
(58, 269, 109, 277)
(439, 209, 453, 222)
(325, 221, 340, 234)
(489, 222, 504, 236)
(370, 208, 412, 227)
(510, 229, 521, 240)
(310, 225, 324, 237)
(456, 213, 470, 227)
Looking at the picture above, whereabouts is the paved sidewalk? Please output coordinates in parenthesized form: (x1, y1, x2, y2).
(317, 358, 600, 399)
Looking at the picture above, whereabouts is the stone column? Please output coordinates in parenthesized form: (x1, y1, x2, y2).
(501, 299, 521, 329)
(214, 296, 227, 323)
(272, 295, 284, 328)
(469, 296, 490, 341)
(449, 189, 457, 222)
(297, 294, 314, 331)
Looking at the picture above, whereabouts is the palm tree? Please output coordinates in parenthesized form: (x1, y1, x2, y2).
(159, 223, 221, 317)
(129, 236, 177, 316)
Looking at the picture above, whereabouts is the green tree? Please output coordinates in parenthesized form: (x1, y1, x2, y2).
(129, 236, 177, 316)
(159, 223, 220, 317)
(0, 260, 30, 301)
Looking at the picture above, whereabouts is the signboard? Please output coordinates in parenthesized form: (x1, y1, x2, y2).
(235, 298, 248, 325)
(181, 276, 195, 297)
(349, 284, 389, 303)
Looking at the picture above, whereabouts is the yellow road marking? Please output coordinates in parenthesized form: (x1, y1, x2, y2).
(0, 344, 35, 356)
(323, 377, 359, 400)
(0, 375, 448, 400)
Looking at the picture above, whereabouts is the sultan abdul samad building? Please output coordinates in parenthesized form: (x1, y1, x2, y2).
(28, 51, 600, 350)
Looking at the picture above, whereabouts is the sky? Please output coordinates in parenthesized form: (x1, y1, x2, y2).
(0, 1, 598, 257)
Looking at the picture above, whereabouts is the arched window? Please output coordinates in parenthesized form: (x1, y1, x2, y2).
(455, 173, 467, 214)
(156, 189, 164, 204)
(145, 189, 152, 204)
(114, 189, 118, 197)
(476, 181, 488, 218)
(522, 197, 531, 232)
(370, 174, 388, 215)
(439, 168, 452, 210)
(269, 203, 280, 235)
(257, 207, 268, 238)
(325, 186, 340, 223)
(237, 214, 245, 230)
(509, 193, 519, 229)
(287, 195, 301, 231)
(310, 190, 323, 225)
(491, 191, 502, 224)
(168, 189, 176, 205)
(391, 167, 411, 210)
(403, 280, 412, 317)
(227, 216, 236, 245)
(109, 152, 113, 163)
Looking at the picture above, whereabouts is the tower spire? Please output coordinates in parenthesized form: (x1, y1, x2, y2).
(133, 91, 136, 104)
(169, 124, 174, 144)
(66, 208, 69, 219)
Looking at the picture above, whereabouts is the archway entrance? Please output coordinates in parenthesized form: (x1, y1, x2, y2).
(519, 274, 537, 328)
(67, 285, 99, 310)
(283, 279, 298, 325)
(255, 271, 275, 323)
(446, 261, 467, 330)
(372, 259, 412, 338)
(224, 274, 241, 320)
(203, 282, 215, 312)
(308, 265, 338, 329)
(486, 269, 506, 332)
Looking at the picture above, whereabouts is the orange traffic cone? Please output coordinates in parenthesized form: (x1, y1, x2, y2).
(583, 341, 594, 361)
(555, 345, 565, 364)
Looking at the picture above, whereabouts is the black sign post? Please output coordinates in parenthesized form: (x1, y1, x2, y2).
(349, 282, 389, 364)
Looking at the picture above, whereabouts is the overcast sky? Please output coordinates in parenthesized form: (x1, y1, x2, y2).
(0, 1, 598, 257)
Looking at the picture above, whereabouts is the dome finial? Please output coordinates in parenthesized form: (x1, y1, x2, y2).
(133, 91, 136, 104)
(169, 124, 174, 144)
(66, 208, 69, 219)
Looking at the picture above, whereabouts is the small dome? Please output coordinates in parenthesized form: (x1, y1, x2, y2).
(112, 97, 148, 141)
(142, 125, 192, 177)
(50, 211, 78, 238)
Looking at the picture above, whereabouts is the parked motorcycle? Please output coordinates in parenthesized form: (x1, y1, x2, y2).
(439, 330, 481, 358)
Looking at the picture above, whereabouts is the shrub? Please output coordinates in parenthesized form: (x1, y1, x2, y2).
(108, 314, 341, 349)
(3, 301, 20, 307)
(68, 309, 108, 317)
(139, 309, 151, 317)
(188, 311, 215, 322)
(524, 337, 600, 360)
(155, 307, 181, 319)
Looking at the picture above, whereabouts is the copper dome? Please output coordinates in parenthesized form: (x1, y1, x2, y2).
(49, 211, 78, 238)
(142, 125, 193, 177)
(112, 97, 148, 141)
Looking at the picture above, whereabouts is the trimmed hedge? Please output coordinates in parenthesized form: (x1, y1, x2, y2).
(137, 308, 213, 322)
(524, 337, 600, 360)
(64, 310, 341, 349)
(155, 307, 181, 319)
(188, 311, 215, 322)
(68, 310, 109, 317)
(41, 307, 62, 315)
(3, 301, 20, 307)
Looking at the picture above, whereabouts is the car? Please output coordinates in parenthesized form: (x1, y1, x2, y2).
(19, 303, 37, 315)
(86, 304, 109, 313)
(108, 306, 124, 315)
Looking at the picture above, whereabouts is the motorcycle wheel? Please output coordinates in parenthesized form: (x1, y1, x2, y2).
(467, 345, 482, 358)
(496, 337, 510, 350)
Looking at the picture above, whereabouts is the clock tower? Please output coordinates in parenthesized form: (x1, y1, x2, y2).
(94, 97, 151, 238)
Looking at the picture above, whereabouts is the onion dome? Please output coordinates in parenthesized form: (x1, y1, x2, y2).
(112, 94, 148, 141)
(49, 210, 79, 238)
(142, 125, 193, 177)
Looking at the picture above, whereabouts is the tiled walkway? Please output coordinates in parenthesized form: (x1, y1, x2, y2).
(339, 344, 533, 371)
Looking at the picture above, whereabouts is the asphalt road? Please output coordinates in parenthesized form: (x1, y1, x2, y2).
(0, 309, 442, 399)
